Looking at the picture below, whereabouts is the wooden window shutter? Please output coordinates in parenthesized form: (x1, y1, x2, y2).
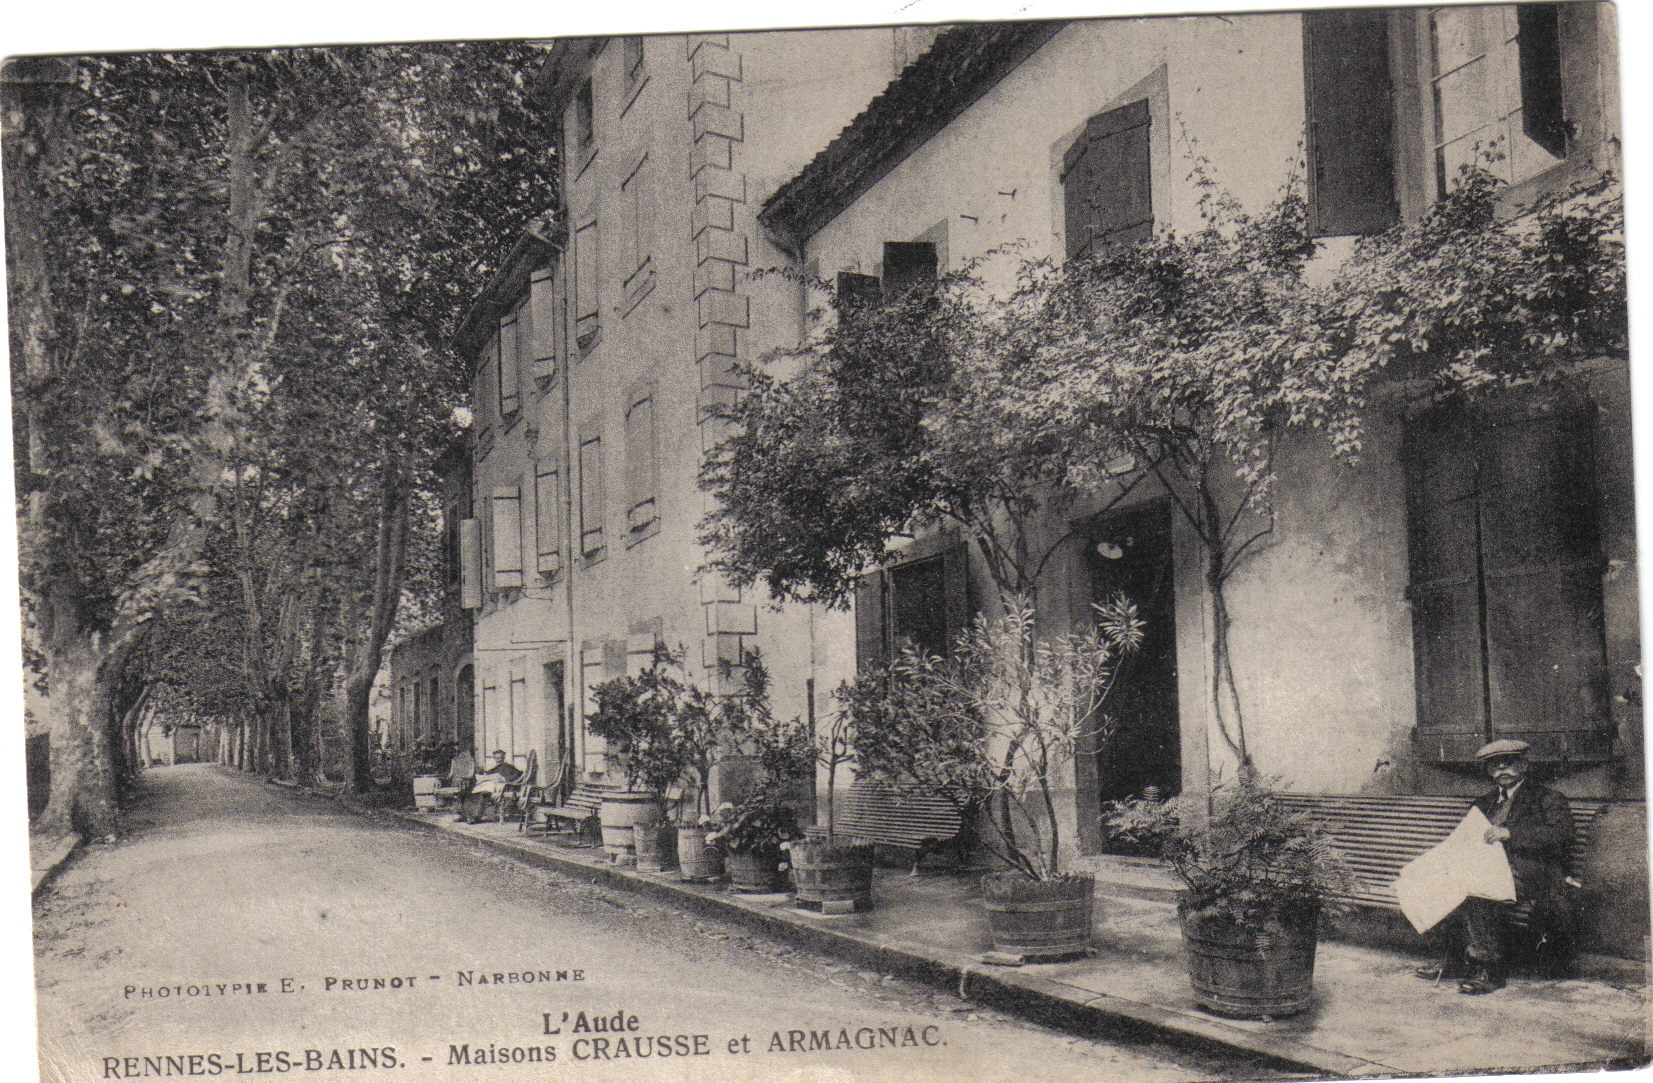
(1404, 407, 1487, 762)
(882, 241, 937, 299)
(534, 468, 561, 576)
(1061, 98, 1152, 261)
(625, 396, 657, 532)
(528, 268, 559, 382)
(579, 433, 604, 557)
(498, 317, 521, 416)
(1303, 9, 1398, 237)
(491, 486, 524, 588)
(459, 518, 483, 609)
(575, 221, 599, 348)
(1516, 4, 1567, 159)
(1476, 400, 1609, 763)
(854, 570, 887, 674)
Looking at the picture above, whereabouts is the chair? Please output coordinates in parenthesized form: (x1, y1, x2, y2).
(497, 750, 537, 824)
(433, 750, 476, 812)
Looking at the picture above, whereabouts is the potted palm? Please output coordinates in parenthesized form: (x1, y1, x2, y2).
(1105, 776, 1356, 1018)
(852, 595, 1143, 961)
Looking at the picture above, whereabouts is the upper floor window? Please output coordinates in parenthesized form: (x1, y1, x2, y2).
(579, 430, 605, 561)
(621, 157, 654, 307)
(497, 312, 522, 418)
(535, 466, 562, 578)
(1430, 4, 1566, 193)
(490, 484, 524, 590)
(1303, 8, 1399, 237)
(573, 78, 595, 155)
(1061, 98, 1153, 260)
(624, 393, 658, 539)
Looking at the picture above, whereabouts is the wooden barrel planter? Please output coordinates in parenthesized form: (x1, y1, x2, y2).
(980, 873, 1094, 961)
(599, 791, 660, 866)
(1179, 905, 1319, 1019)
(676, 826, 724, 882)
(634, 821, 677, 873)
(725, 848, 786, 893)
(790, 837, 875, 913)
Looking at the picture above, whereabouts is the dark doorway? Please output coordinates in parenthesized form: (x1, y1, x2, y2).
(1088, 501, 1180, 818)
(456, 664, 476, 752)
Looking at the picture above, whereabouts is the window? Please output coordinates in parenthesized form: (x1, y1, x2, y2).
(428, 676, 440, 741)
(1429, 4, 1566, 194)
(1303, 9, 1399, 236)
(624, 394, 657, 538)
(624, 36, 645, 87)
(1403, 396, 1610, 765)
(535, 467, 562, 577)
(854, 542, 971, 672)
(1061, 98, 1153, 260)
(881, 241, 937, 299)
(491, 485, 524, 590)
(497, 314, 521, 418)
(575, 220, 600, 351)
(621, 157, 654, 305)
(573, 78, 595, 154)
(579, 432, 605, 560)
(528, 268, 560, 384)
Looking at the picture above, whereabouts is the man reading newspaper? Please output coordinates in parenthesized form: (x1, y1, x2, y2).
(1396, 739, 1575, 995)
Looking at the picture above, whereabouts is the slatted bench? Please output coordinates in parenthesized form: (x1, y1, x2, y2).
(524, 781, 605, 844)
(835, 780, 970, 872)
(1274, 793, 1605, 912)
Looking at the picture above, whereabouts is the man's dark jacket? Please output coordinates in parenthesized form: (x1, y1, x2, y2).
(1472, 780, 1573, 899)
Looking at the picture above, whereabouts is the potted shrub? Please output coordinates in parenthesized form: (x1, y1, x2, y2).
(1105, 775, 1356, 1019)
(587, 643, 690, 868)
(788, 706, 876, 912)
(708, 799, 800, 892)
(853, 595, 1143, 961)
(708, 661, 810, 893)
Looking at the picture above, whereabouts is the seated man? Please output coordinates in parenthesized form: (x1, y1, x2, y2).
(1416, 739, 1575, 994)
(461, 750, 523, 825)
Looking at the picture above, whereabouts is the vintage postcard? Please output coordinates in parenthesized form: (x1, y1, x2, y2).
(7, 2, 1648, 1081)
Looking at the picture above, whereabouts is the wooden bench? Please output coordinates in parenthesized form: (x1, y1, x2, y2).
(835, 780, 971, 873)
(523, 780, 605, 844)
(1274, 792, 1604, 940)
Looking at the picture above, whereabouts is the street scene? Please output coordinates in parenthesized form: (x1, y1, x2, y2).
(35, 764, 1274, 1083)
(8, 3, 1646, 1082)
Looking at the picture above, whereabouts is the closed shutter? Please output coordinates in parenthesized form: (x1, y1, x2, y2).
(1477, 400, 1609, 762)
(1404, 406, 1486, 762)
(579, 434, 604, 557)
(943, 540, 972, 649)
(459, 519, 482, 609)
(529, 268, 559, 382)
(491, 486, 524, 588)
(882, 241, 937, 298)
(1404, 398, 1610, 764)
(1303, 9, 1398, 237)
(625, 396, 657, 532)
(854, 570, 887, 674)
(1062, 98, 1152, 261)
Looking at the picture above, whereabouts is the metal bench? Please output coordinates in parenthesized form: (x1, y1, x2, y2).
(835, 780, 972, 873)
(523, 780, 605, 844)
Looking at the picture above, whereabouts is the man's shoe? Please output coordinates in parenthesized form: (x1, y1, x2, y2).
(1457, 967, 1505, 995)
(1415, 959, 1467, 981)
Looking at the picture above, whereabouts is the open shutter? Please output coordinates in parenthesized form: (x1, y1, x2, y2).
(1404, 406, 1487, 762)
(1516, 4, 1567, 159)
(498, 317, 521, 416)
(882, 241, 937, 298)
(529, 267, 559, 383)
(1477, 399, 1609, 763)
(1303, 9, 1398, 237)
(491, 486, 524, 588)
(459, 519, 482, 609)
(854, 570, 887, 674)
(835, 271, 882, 313)
(535, 468, 562, 576)
(1062, 98, 1152, 260)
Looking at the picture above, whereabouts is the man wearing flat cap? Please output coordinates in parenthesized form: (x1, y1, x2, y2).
(1417, 739, 1576, 994)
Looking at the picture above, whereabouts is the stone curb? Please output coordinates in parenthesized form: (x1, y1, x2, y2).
(30, 831, 82, 897)
(278, 781, 1386, 1079)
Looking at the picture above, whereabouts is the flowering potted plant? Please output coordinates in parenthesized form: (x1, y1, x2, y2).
(1105, 776, 1356, 1018)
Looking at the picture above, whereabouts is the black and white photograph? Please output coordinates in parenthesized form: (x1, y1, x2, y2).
(5, 2, 1648, 1080)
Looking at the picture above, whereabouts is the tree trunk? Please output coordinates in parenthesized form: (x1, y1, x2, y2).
(340, 444, 411, 792)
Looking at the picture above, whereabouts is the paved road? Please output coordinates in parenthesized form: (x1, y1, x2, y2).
(34, 765, 1268, 1083)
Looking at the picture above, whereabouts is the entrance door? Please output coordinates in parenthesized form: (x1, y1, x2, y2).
(1088, 501, 1180, 813)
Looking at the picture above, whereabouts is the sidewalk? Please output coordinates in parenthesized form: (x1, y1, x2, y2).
(359, 794, 1648, 1079)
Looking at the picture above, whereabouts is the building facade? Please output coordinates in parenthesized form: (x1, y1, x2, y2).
(757, 7, 1642, 954)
